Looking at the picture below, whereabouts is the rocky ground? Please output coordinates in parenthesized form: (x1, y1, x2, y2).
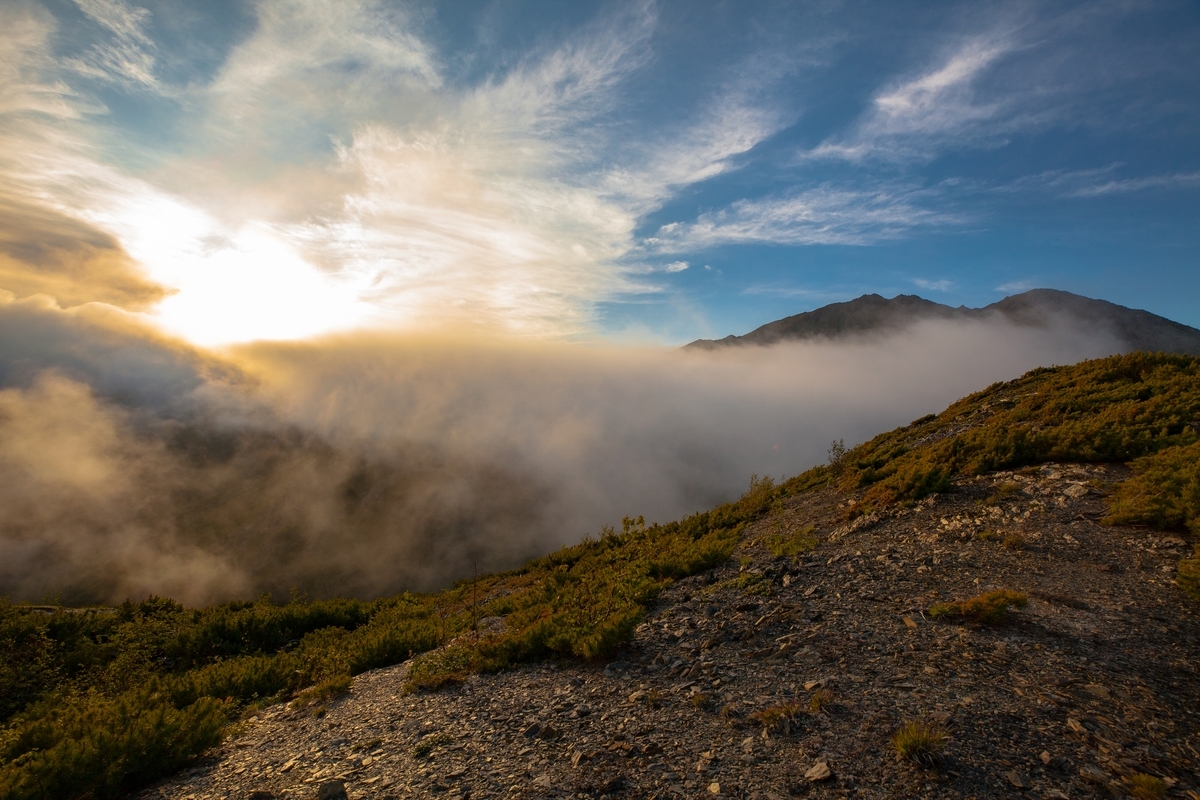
(137, 464, 1200, 800)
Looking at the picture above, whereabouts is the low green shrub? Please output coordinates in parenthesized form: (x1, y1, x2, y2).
(928, 590, 1028, 624)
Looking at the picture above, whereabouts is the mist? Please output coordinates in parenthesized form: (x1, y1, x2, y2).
(0, 296, 1124, 605)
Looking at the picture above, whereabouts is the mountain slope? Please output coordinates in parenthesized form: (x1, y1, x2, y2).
(3, 353, 1199, 800)
(685, 289, 1200, 355)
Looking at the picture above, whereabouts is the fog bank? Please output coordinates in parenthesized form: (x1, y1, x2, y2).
(0, 297, 1123, 604)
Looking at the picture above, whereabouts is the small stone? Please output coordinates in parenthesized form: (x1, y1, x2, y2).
(1005, 770, 1030, 790)
(628, 691, 646, 703)
(533, 773, 553, 790)
(902, 616, 918, 629)
(803, 680, 823, 691)
(708, 782, 721, 794)
(1082, 684, 1110, 699)
(247, 792, 276, 800)
(539, 724, 560, 740)
(1064, 483, 1089, 498)
(804, 761, 833, 782)
(317, 781, 348, 800)
(522, 722, 541, 738)
(1079, 764, 1109, 785)
(1040, 750, 1052, 765)
(1066, 718, 1087, 735)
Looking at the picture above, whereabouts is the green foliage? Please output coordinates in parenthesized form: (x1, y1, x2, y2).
(824, 353, 1200, 505)
(928, 590, 1028, 624)
(1104, 440, 1200, 535)
(0, 473, 781, 797)
(765, 525, 819, 558)
(1176, 549, 1200, 602)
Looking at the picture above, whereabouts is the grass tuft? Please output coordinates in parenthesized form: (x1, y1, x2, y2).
(1128, 772, 1167, 800)
(891, 719, 946, 766)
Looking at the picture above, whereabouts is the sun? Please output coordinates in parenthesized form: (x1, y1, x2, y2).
(97, 190, 376, 347)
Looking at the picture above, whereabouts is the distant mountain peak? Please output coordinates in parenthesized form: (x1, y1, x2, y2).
(684, 289, 1200, 356)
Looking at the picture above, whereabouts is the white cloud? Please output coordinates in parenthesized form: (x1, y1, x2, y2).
(912, 278, 953, 292)
(1066, 170, 1200, 197)
(808, 36, 1013, 161)
(997, 279, 1037, 293)
(663, 261, 688, 273)
(65, 0, 159, 91)
(648, 184, 963, 251)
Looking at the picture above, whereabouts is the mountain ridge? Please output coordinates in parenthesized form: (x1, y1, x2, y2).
(684, 289, 1200, 355)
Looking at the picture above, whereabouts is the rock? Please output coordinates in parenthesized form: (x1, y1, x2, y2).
(1064, 483, 1089, 498)
(1079, 764, 1109, 785)
(533, 773, 553, 789)
(1005, 770, 1030, 789)
(247, 792, 276, 800)
(1040, 750, 1052, 765)
(316, 781, 348, 800)
(1082, 684, 1110, 698)
(522, 722, 541, 738)
(708, 781, 722, 794)
(902, 616, 918, 629)
(804, 761, 833, 782)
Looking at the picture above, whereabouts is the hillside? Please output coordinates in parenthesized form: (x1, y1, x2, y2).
(684, 289, 1200, 355)
(2, 353, 1199, 800)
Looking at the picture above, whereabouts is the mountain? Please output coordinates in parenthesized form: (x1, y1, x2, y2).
(684, 288, 1200, 354)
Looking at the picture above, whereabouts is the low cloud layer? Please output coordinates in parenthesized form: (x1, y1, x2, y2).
(0, 295, 1124, 605)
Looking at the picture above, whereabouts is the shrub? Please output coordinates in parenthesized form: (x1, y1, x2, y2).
(928, 590, 1028, 624)
(807, 687, 834, 714)
(1104, 441, 1200, 535)
(752, 701, 804, 734)
(1128, 772, 1167, 800)
(765, 526, 819, 558)
(1177, 548, 1200, 602)
(891, 719, 946, 765)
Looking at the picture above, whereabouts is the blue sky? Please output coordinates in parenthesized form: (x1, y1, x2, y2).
(2, 0, 1198, 345)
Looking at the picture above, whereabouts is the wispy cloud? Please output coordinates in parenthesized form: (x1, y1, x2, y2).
(64, 0, 160, 91)
(647, 184, 963, 251)
(809, 36, 1014, 161)
(912, 278, 953, 292)
(1066, 170, 1200, 197)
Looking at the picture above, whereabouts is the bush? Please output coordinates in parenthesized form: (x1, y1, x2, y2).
(1128, 772, 1167, 800)
(928, 590, 1028, 624)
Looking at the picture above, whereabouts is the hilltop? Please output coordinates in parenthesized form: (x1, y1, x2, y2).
(684, 289, 1200, 355)
(2, 353, 1199, 800)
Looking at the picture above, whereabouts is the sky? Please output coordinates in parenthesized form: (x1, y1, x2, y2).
(2, 0, 1198, 346)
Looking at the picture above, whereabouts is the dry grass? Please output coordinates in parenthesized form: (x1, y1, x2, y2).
(753, 701, 805, 734)
(928, 590, 1028, 624)
(807, 687, 834, 714)
(1001, 532, 1028, 550)
(891, 719, 946, 765)
(1128, 772, 1167, 800)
